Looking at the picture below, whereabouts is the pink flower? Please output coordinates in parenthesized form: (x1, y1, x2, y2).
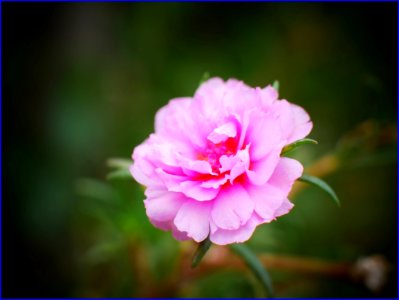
(131, 77, 312, 245)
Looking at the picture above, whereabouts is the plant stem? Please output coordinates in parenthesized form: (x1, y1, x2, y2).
(191, 237, 212, 268)
(230, 243, 274, 298)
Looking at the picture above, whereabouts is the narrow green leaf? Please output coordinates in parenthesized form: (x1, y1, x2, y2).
(75, 178, 118, 202)
(230, 244, 274, 298)
(198, 72, 210, 86)
(106, 158, 133, 180)
(107, 158, 132, 169)
(191, 236, 212, 268)
(272, 80, 279, 91)
(298, 174, 340, 207)
(281, 138, 318, 156)
(107, 169, 132, 180)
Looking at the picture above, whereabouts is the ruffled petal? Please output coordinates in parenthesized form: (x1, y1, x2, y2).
(200, 175, 229, 189)
(246, 183, 286, 221)
(274, 198, 294, 218)
(219, 145, 250, 183)
(174, 201, 212, 242)
(270, 100, 312, 144)
(211, 185, 254, 230)
(268, 157, 303, 194)
(246, 149, 281, 186)
(172, 180, 220, 201)
(258, 85, 279, 108)
(155, 97, 205, 149)
(156, 169, 219, 201)
(171, 223, 190, 241)
(289, 103, 313, 143)
(144, 191, 186, 222)
(177, 155, 215, 176)
(245, 110, 283, 161)
(207, 121, 237, 144)
(210, 214, 260, 245)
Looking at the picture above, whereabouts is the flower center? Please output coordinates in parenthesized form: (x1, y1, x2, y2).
(198, 137, 237, 173)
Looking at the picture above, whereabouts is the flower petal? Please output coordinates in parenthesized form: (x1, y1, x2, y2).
(155, 169, 219, 201)
(174, 201, 212, 242)
(268, 157, 303, 193)
(270, 100, 312, 144)
(274, 198, 294, 218)
(259, 85, 278, 108)
(210, 214, 260, 245)
(200, 175, 229, 189)
(155, 97, 205, 149)
(144, 191, 186, 222)
(245, 110, 283, 161)
(177, 155, 214, 176)
(246, 183, 286, 221)
(219, 145, 250, 183)
(172, 223, 190, 241)
(149, 219, 172, 231)
(174, 180, 220, 201)
(211, 185, 254, 230)
(207, 121, 237, 144)
(246, 149, 281, 186)
(289, 103, 313, 143)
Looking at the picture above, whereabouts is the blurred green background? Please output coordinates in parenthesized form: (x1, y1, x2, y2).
(3, 2, 397, 298)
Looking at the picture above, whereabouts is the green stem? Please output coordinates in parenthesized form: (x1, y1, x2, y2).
(230, 243, 274, 298)
(191, 237, 212, 268)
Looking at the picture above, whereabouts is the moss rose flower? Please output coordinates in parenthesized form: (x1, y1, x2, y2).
(131, 77, 312, 245)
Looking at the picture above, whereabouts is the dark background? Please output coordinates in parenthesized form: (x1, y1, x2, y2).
(3, 2, 397, 298)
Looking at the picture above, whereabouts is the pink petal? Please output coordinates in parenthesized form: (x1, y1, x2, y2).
(274, 198, 294, 218)
(174, 201, 212, 242)
(219, 146, 250, 183)
(246, 183, 286, 221)
(195, 77, 226, 102)
(149, 219, 172, 231)
(245, 110, 283, 161)
(130, 162, 156, 187)
(200, 175, 229, 189)
(289, 103, 313, 143)
(211, 185, 254, 230)
(172, 223, 190, 241)
(268, 157, 303, 193)
(172, 180, 220, 201)
(259, 85, 279, 108)
(223, 81, 260, 115)
(144, 191, 186, 222)
(246, 149, 281, 186)
(177, 154, 214, 176)
(270, 100, 312, 144)
(237, 108, 254, 150)
(155, 169, 219, 201)
(210, 214, 260, 245)
(155, 97, 205, 149)
(194, 77, 227, 119)
(131, 143, 161, 187)
(207, 121, 237, 144)
(155, 168, 187, 190)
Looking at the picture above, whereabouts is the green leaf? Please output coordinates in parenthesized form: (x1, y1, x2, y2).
(107, 158, 132, 169)
(272, 80, 279, 91)
(106, 157, 133, 180)
(298, 174, 340, 207)
(191, 236, 212, 268)
(107, 168, 132, 180)
(75, 178, 118, 202)
(198, 72, 210, 86)
(230, 244, 274, 298)
(281, 138, 318, 156)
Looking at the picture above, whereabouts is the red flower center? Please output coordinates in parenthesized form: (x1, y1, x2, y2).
(198, 137, 238, 173)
